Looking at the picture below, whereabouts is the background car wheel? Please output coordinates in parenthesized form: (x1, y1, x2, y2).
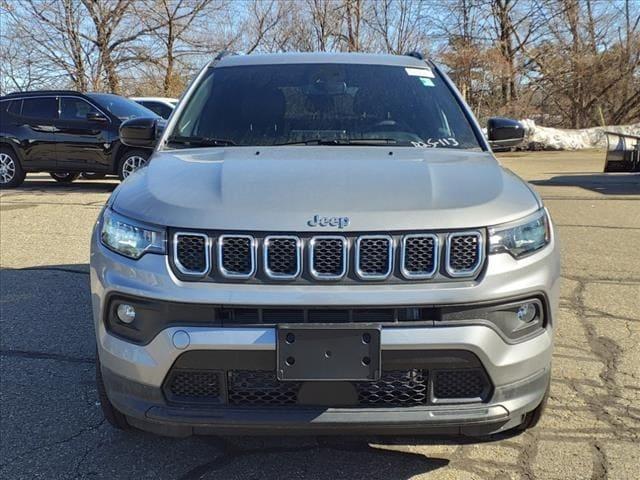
(96, 356, 130, 431)
(81, 172, 107, 180)
(49, 172, 80, 183)
(0, 148, 26, 188)
(118, 150, 150, 180)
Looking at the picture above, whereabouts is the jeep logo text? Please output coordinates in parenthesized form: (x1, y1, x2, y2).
(307, 214, 350, 229)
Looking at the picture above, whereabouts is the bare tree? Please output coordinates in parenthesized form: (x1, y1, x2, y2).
(242, 0, 286, 54)
(1, 0, 638, 127)
(436, 0, 485, 105)
(3, 0, 94, 91)
(368, 0, 430, 54)
(136, 0, 219, 96)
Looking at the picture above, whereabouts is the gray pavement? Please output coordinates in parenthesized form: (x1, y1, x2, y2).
(1, 151, 639, 479)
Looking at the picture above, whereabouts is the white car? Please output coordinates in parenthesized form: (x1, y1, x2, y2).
(130, 97, 178, 119)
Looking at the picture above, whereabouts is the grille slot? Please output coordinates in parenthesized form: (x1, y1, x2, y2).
(446, 232, 483, 277)
(433, 369, 489, 401)
(174, 233, 209, 275)
(402, 234, 437, 279)
(218, 235, 255, 278)
(356, 235, 393, 279)
(309, 236, 347, 280)
(164, 369, 221, 404)
(356, 369, 428, 407)
(264, 236, 301, 279)
(228, 370, 299, 406)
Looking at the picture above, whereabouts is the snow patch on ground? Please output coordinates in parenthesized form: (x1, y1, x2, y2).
(520, 119, 640, 150)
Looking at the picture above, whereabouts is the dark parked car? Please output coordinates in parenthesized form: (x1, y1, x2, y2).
(0, 91, 161, 188)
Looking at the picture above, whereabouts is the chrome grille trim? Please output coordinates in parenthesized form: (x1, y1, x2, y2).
(173, 232, 211, 276)
(401, 234, 439, 279)
(308, 236, 348, 280)
(263, 235, 302, 280)
(355, 235, 394, 280)
(445, 231, 484, 278)
(217, 234, 256, 279)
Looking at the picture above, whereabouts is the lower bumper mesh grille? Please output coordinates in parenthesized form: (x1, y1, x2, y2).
(228, 370, 298, 406)
(433, 369, 488, 400)
(356, 369, 428, 406)
(164, 369, 220, 404)
(164, 368, 490, 407)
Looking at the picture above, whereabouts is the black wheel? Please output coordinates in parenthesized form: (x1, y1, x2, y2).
(517, 379, 550, 431)
(118, 150, 150, 180)
(50, 172, 80, 183)
(96, 356, 130, 431)
(81, 172, 107, 180)
(0, 147, 26, 188)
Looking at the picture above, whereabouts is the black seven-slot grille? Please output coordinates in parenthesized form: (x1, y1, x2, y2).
(164, 368, 491, 407)
(172, 231, 484, 281)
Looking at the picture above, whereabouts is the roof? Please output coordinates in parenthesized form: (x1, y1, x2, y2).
(1, 89, 83, 98)
(130, 97, 179, 103)
(214, 52, 429, 68)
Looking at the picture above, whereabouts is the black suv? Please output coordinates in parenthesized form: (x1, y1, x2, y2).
(0, 91, 160, 188)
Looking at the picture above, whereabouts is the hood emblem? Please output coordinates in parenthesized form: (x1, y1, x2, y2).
(307, 214, 350, 229)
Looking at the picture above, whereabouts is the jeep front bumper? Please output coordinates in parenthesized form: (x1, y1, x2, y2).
(90, 229, 559, 436)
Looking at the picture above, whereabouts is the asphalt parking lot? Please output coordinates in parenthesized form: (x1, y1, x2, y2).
(1, 150, 638, 479)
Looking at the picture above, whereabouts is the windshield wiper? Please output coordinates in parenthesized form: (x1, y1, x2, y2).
(167, 135, 236, 147)
(273, 138, 398, 146)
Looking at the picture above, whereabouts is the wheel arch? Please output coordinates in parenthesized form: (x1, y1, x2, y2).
(0, 139, 25, 165)
(113, 143, 152, 173)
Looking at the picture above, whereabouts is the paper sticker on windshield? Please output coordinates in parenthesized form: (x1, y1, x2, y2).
(419, 77, 434, 87)
(412, 138, 460, 148)
(405, 67, 435, 78)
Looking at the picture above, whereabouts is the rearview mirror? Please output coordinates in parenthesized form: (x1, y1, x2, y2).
(119, 117, 161, 148)
(87, 111, 107, 122)
(487, 117, 525, 149)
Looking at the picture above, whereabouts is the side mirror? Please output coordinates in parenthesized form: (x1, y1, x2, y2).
(119, 117, 160, 148)
(487, 117, 525, 149)
(87, 111, 107, 122)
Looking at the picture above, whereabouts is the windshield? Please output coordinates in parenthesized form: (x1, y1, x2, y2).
(87, 93, 157, 121)
(170, 63, 481, 149)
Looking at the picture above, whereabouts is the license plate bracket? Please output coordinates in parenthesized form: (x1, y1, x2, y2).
(276, 325, 381, 381)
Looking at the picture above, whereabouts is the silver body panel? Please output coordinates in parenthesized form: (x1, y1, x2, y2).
(110, 148, 540, 232)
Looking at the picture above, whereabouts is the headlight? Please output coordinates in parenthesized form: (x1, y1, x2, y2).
(100, 208, 166, 259)
(488, 208, 550, 258)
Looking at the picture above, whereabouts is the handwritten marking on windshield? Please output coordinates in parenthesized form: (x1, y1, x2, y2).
(411, 138, 460, 148)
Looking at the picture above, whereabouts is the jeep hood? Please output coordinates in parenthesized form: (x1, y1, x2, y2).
(111, 147, 540, 231)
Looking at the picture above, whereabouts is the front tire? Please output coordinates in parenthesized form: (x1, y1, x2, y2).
(118, 150, 150, 180)
(96, 356, 130, 431)
(50, 172, 80, 183)
(0, 147, 26, 188)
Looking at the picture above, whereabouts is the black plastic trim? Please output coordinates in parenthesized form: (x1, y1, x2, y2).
(103, 291, 550, 346)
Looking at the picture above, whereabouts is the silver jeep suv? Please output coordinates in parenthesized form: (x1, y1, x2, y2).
(91, 52, 560, 437)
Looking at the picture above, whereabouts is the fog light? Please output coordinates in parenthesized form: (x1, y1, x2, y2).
(116, 304, 136, 324)
(516, 303, 536, 323)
